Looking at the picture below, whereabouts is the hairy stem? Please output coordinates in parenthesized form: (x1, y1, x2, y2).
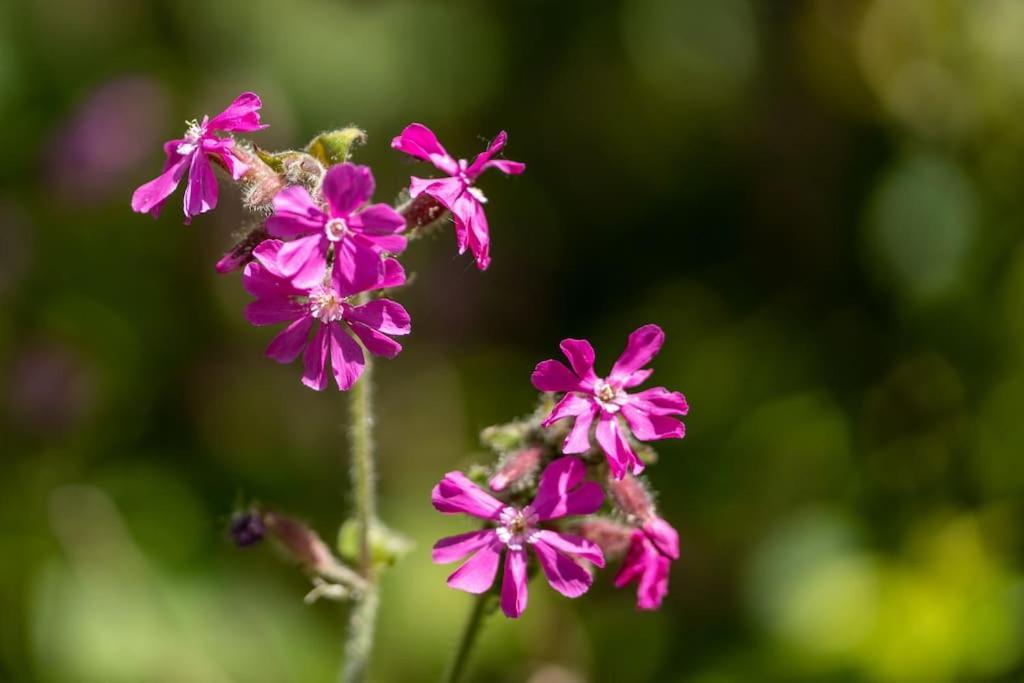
(442, 594, 490, 683)
(342, 585, 378, 683)
(341, 334, 378, 683)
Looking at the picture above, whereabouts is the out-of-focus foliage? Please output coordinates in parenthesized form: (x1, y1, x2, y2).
(2, 1, 1024, 681)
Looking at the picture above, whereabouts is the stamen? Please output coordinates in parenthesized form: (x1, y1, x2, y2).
(309, 287, 347, 322)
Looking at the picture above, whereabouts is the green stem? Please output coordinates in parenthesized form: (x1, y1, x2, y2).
(442, 595, 490, 683)
(341, 340, 378, 683)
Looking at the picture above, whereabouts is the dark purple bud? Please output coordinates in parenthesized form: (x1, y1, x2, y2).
(229, 510, 265, 547)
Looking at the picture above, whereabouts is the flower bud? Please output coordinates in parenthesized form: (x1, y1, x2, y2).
(575, 517, 634, 559)
(229, 509, 265, 547)
(306, 127, 366, 166)
(489, 446, 542, 491)
(263, 512, 336, 573)
(607, 473, 656, 524)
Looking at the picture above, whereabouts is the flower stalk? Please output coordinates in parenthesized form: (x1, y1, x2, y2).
(344, 311, 378, 682)
(442, 594, 491, 683)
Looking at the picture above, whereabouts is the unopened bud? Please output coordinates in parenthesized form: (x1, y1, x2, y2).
(263, 512, 336, 573)
(306, 127, 366, 166)
(481, 421, 530, 451)
(280, 152, 325, 189)
(607, 473, 656, 524)
(229, 509, 265, 547)
(489, 446, 542, 491)
(576, 518, 634, 559)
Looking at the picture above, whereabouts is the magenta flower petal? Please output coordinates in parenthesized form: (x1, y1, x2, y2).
(432, 472, 505, 520)
(631, 386, 689, 415)
(300, 324, 330, 391)
(206, 92, 268, 133)
(532, 530, 605, 568)
(447, 541, 502, 594)
(349, 322, 402, 359)
(277, 235, 328, 287)
(432, 529, 495, 564)
(644, 518, 680, 560)
(379, 258, 407, 289)
(266, 316, 314, 363)
(463, 195, 491, 270)
(483, 159, 526, 175)
(348, 299, 411, 335)
(182, 150, 218, 219)
(242, 260, 302, 299)
(595, 415, 643, 478)
(349, 203, 406, 235)
(391, 123, 458, 174)
(331, 241, 383, 295)
(531, 456, 604, 521)
(542, 392, 592, 427)
(130, 149, 190, 216)
(500, 548, 529, 618)
(559, 338, 598, 386)
(614, 532, 670, 610)
(323, 163, 375, 217)
(464, 131, 508, 178)
(610, 324, 665, 383)
(252, 239, 288, 275)
(562, 402, 597, 454)
(531, 537, 594, 599)
(621, 368, 653, 389)
(620, 403, 685, 441)
(266, 186, 326, 238)
(329, 325, 365, 391)
(531, 360, 581, 393)
(245, 297, 307, 325)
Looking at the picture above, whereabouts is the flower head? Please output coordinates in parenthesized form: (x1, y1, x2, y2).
(391, 123, 525, 270)
(432, 457, 605, 618)
(242, 239, 409, 391)
(531, 324, 688, 479)
(266, 163, 407, 288)
(614, 517, 679, 610)
(132, 92, 267, 222)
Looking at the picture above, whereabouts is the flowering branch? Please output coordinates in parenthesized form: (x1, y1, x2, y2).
(126, 89, 692, 679)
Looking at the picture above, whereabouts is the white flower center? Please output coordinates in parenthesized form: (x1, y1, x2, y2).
(594, 379, 626, 413)
(495, 506, 539, 551)
(324, 217, 350, 242)
(175, 119, 205, 155)
(309, 287, 347, 322)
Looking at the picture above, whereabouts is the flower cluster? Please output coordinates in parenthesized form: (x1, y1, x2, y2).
(134, 92, 690, 626)
(132, 92, 524, 390)
(432, 325, 688, 615)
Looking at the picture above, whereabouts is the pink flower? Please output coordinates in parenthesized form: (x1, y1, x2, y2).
(432, 457, 605, 618)
(391, 123, 525, 270)
(242, 239, 409, 391)
(531, 324, 688, 479)
(266, 163, 407, 288)
(614, 517, 679, 610)
(132, 92, 267, 222)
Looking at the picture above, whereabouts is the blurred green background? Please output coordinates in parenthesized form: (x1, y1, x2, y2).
(3, 0, 1024, 681)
